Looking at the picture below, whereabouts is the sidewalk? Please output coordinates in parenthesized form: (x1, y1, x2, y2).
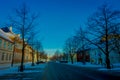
(0, 63, 22, 70)
(0, 63, 46, 80)
(0, 64, 11, 70)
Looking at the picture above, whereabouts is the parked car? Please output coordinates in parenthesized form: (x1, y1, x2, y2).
(59, 60, 68, 63)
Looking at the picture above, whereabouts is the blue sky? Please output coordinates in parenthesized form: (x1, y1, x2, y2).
(0, 0, 120, 55)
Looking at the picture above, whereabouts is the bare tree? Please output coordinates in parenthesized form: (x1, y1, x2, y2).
(54, 50, 61, 61)
(86, 4, 120, 69)
(35, 40, 43, 62)
(75, 27, 89, 64)
(63, 36, 78, 64)
(11, 35, 19, 67)
(30, 32, 36, 66)
(43, 53, 48, 62)
(9, 3, 39, 72)
(39, 51, 44, 61)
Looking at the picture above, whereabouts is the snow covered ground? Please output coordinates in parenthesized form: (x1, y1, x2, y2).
(1, 62, 120, 77)
(67, 62, 120, 72)
(0, 62, 46, 76)
(98, 63, 120, 72)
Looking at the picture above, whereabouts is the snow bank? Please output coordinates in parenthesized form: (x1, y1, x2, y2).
(98, 63, 120, 71)
(0, 63, 46, 76)
(68, 62, 102, 67)
(99, 68, 120, 71)
(67, 62, 120, 72)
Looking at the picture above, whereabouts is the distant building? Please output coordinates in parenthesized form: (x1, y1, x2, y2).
(89, 48, 105, 64)
(76, 49, 90, 62)
(66, 53, 77, 63)
(89, 48, 120, 64)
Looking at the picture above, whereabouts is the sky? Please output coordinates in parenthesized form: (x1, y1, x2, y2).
(0, 0, 120, 55)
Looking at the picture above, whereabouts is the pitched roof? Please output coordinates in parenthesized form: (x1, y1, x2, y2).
(0, 27, 23, 43)
(0, 29, 12, 42)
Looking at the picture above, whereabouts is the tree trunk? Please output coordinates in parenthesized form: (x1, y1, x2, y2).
(31, 50, 35, 66)
(105, 21, 111, 69)
(11, 43, 15, 67)
(36, 51, 39, 65)
(82, 52, 86, 65)
(20, 46, 25, 72)
(105, 37, 111, 69)
(106, 55, 111, 69)
(105, 38, 111, 69)
(70, 55, 74, 64)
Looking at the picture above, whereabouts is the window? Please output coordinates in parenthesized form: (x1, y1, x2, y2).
(8, 43, 12, 50)
(10, 44, 13, 50)
(26, 56, 28, 60)
(9, 54, 12, 60)
(1, 53, 5, 61)
(0, 38, 2, 47)
(4, 41, 6, 49)
(7, 42, 9, 49)
(9, 54, 11, 60)
(6, 53, 8, 60)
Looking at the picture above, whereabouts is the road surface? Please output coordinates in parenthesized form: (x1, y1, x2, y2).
(42, 62, 120, 80)
(0, 62, 120, 80)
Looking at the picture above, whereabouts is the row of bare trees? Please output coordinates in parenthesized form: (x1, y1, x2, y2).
(7, 3, 43, 72)
(63, 4, 120, 69)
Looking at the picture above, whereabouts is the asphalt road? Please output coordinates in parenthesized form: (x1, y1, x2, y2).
(0, 62, 120, 80)
(42, 62, 120, 80)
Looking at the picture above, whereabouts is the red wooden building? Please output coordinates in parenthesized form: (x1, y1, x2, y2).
(76, 50, 90, 62)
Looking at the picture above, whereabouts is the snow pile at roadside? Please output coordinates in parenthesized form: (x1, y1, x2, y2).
(68, 62, 120, 71)
(68, 62, 102, 67)
(99, 68, 120, 71)
(98, 63, 120, 71)
(0, 63, 46, 76)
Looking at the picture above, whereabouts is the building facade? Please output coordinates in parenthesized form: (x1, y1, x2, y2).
(0, 29, 13, 64)
(76, 50, 90, 62)
(89, 48, 120, 64)
(0, 27, 33, 65)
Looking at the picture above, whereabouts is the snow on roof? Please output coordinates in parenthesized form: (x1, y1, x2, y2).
(5, 32, 16, 40)
(0, 27, 27, 44)
(0, 27, 18, 42)
(0, 29, 12, 42)
(1, 27, 15, 36)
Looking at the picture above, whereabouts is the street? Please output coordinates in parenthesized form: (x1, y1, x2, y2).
(0, 62, 120, 80)
(42, 62, 120, 80)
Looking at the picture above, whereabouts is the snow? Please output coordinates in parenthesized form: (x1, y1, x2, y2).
(1, 62, 120, 77)
(0, 29, 11, 41)
(99, 68, 120, 71)
(67, 62, 120, 71)
(98, 63, 120, 71)
(68, 62, 103, 67)
(0, 62, 46, 76)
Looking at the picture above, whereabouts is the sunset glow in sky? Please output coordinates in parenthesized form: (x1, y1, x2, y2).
(0, 0, 120, 55)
